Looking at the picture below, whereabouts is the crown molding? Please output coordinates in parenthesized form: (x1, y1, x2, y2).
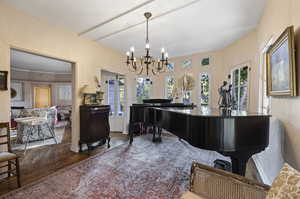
(11, 66, 72, 75)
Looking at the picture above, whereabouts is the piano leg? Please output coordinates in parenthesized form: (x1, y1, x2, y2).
(230, 153, 252, 176)
(157, 127, 162, 142)
(231, 158, 247, 176)
(152, 126, 162, 142)
(129, 130, 133, 144)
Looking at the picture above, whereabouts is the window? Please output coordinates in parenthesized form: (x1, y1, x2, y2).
(55, 84, 72, 105)
(199, 73, 210, 106)
(167, 63, 175, 72)
(58, 85, 72, 101)
(182, 91, 192, 104)
(165, 76, 175, 99)
(136, 77, 152, 104)
(118, 76, 125, 115)
(231, 66, 249, 111)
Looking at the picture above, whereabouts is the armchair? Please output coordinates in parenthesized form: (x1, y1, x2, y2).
(182, 162, 270, 199)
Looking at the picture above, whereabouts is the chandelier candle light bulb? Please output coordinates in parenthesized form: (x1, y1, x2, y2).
(125, 12, 169, 76)
(146, 43, 150, 49)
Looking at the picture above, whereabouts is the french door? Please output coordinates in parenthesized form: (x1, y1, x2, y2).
(102, 73, 126, 132)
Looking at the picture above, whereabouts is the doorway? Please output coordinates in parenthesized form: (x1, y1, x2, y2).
(101, 70, 126, 132)
(10, 48, 74, 153)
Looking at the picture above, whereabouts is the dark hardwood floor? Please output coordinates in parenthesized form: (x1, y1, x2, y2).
(0, 129, 262, 196)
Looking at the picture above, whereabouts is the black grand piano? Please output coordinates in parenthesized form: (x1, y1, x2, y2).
(129, 100, 270, 176)
(129, 99, 194, 140)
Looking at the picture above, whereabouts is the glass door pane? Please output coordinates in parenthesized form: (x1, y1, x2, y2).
(118, 76, 125, 115)
(108, 79, 115, 114)
(136, 77, 152, 104)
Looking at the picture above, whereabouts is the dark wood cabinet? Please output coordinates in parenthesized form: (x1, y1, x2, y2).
(79, 105, 110, 152)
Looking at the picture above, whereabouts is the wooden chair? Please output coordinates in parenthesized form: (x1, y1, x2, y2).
(0, 122, 21, 188)
(181, 162, 270, 199)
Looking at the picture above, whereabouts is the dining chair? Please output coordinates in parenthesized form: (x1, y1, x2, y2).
(0, 122, 21, 187)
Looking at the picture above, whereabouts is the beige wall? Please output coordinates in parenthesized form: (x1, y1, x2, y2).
(256, 0, 300, 170)
(0, 2, 134, 152)
(160, 31, 258, 111)
(162, 50, 223, 107)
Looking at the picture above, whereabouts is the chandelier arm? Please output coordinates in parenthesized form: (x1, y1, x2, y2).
(137, 65, 144, 75)
(161, 62, 167, 73)
(140, 57, 143, 66)
(127, 62, 138, 73)
(152, 69, 157, 76)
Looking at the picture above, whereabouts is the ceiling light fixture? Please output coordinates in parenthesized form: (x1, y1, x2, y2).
(126, 12, 168, 76)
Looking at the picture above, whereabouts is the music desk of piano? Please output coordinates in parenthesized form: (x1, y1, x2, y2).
(129, 105, 270, 176)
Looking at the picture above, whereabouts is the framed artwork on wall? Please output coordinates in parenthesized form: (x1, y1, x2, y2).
(182, 59, 192, 69)
(266, 26, 297, 96)
(0, 71, 8, 91)
(83, 93, 98, 105)
(167, 62, 175, 72)
(201, 57, 210, 66)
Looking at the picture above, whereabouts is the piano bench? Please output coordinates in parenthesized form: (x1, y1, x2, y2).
(187, 162, 270, 199)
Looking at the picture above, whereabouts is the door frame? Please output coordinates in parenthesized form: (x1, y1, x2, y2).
(9, 46, 77, 152)
(100, 69, 127, 132)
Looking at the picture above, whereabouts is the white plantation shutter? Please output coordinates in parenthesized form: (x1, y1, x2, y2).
(56, 84, 72, 105)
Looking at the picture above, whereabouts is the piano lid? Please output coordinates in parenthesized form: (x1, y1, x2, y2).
(152, 106, 271, 118)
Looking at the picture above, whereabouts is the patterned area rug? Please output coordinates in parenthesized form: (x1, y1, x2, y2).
(1, 134, 228, 199)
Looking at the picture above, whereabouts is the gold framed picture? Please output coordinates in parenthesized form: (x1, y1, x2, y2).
(83, 93, 97, 105)
(266, 26, 297, 96)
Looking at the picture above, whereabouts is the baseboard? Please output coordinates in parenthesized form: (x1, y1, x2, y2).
(252, 156, 272, 185)
(70, 144, 79, 153)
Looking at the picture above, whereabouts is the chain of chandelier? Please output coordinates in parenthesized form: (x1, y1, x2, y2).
(126, 12, 169, 76)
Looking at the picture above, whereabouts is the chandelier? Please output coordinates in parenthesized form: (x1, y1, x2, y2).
(126, 12, 169, 76)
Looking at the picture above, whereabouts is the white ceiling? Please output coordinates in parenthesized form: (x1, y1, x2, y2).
(4, 0, 266, 58)
(11, 49, 72, 74)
